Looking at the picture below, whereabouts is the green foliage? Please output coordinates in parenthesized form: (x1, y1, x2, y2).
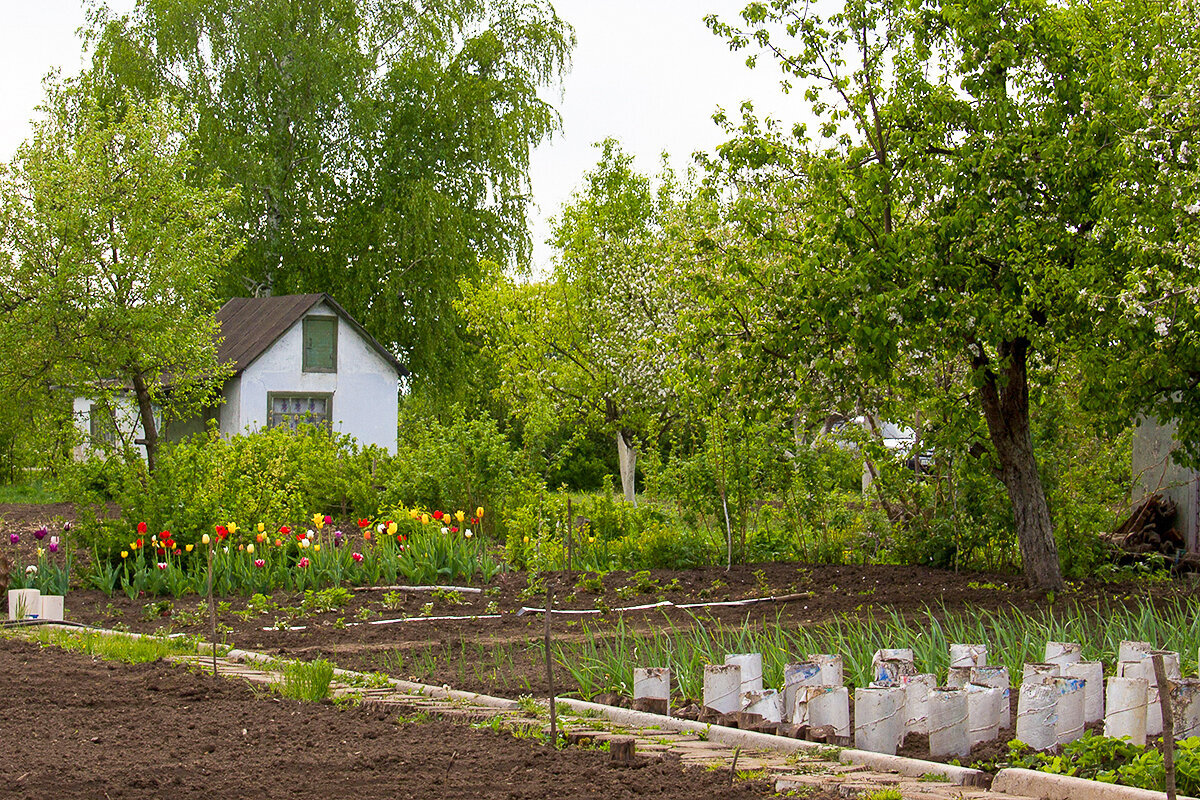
(383, 404, 537, 541)
(275, 658, 335, 702)
(68, 423, 385, 555)
(996, 734, 1200, 797)
(300, 587, 353, 615)
(504, 490, 718, 572)
(85, 0, 574, 395)
(0, 84, 239, 472)
(16, 627, 197, 664)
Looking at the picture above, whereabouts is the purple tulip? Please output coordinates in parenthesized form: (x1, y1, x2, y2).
(48, 538, 59, 554)
(8, 533, 18, 545)
(34, 527, 47, 540)
(63, 521, 72, 532)
(333, 530, 345, 548)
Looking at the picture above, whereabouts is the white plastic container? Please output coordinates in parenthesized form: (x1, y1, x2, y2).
(1119, 640, 1153, 663)
(783, 662, 824, 721)
(1044, 641, 1082, 668)
(1016, 681, 1058, 751)
(1170, 678, 1200, 739)
(1022, 662, 1061, 685)
(949, 643, 987, 668)
(741, 689, 783, 723)
(794, 685, 850, 737)
(633, 667, 670, 703)
(1104, 676, 1148, 746)
(38, 594, 64, 622)
(854, 685, 906, 755)
(928, 687, 971, 758)
(904, 673, 937, 735)
(809, 686, 850, 738)
(7, 589, 40, 620)
(970, 666, 1012, 729)
(946, 667, 972, 689)
(1064, 661, 1104, 723)
(703, 663, 742, 715)
(724, 653, 763, 694)
(966, 683, 1003, 745)
(808, 653, 844, 686)
(871, 648, 915, 683)
(1054, 676, 1087, 745)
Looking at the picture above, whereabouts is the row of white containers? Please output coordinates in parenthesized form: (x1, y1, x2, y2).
(632, 640, 1200, 758)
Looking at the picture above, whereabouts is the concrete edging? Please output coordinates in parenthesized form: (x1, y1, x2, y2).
(223, 645, 986, 784)
(993, 768, 1199, 800)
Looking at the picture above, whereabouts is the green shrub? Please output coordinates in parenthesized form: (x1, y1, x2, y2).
(67, 423, 385, 556)
(383, 406, 538, 541)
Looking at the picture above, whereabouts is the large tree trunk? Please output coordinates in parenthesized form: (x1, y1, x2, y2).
(975, 337, 1064, 591)
(130, 373, 160, 474)
(617, 428, 637, 506)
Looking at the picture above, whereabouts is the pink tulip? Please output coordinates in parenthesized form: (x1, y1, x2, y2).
(298, 557, 310, 568)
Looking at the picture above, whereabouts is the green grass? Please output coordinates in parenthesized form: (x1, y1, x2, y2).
(10, 626, 198, 663)
(546, 598, 1200, 700)
(275, 657, 335, 701)
(0, 479, 65, 504)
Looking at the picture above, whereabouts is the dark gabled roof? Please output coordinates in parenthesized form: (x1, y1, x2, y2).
(215, 293, 407, 377)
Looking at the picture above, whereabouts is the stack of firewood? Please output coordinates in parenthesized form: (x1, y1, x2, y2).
(1109, 494, 1200, 571)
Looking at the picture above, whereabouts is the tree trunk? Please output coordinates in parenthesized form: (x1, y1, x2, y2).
(975, 337, 1064, 591)
(617, 428, 637, 506)
(131, 373, 160, 474)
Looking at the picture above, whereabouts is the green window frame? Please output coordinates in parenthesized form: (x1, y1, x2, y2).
(302, 316, 337, 373)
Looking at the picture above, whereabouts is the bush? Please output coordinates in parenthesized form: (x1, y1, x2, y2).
(382, 406, 538, 541)
(65, 423, 386, 559)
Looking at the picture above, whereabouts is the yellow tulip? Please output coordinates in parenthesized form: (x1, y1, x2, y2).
(201, 533, 211, 545)
(421, 515, 430, 525)
(313, 544, 321, 553)
(185, 544, 194, 553)
(129, 542, 137, 550)
(523, 536, 529, 544)
(37, 547, 45, 558)
(247, 543, 255, 554)
(408, 509, 420, 520)
(455, 510, 465, 524)
(121, 551, 129, 559)
(387, 521, 398, 535)
(227, 522, 238, 535)
(257, 522, 265, 533)
(312, 512, 324, 529)
(476, 507, 484, 519)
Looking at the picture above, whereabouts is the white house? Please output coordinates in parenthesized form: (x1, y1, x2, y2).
(74, 293, 403, 456)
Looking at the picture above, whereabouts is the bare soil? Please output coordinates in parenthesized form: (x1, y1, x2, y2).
(0, 635, 790, 800)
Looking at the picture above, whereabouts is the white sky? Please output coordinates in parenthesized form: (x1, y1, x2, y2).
(0, 0, 801, 275)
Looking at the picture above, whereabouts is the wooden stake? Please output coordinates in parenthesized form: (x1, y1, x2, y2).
(1152, 654, 1177, 800)
(729, 746, 741, 786)
(207, 541, 217, 679)
(544, 586, 557, 743)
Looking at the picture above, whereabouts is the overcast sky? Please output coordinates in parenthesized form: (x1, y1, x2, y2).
(0, 0, 800, 274)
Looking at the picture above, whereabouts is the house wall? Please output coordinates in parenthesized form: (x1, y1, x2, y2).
(234, 300, 399, 453)
(1132, 416, 1200, 553)
(72, 394, 155, 460)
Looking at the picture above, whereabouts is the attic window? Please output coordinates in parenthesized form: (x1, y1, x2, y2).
(303, 316, 337, 372)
